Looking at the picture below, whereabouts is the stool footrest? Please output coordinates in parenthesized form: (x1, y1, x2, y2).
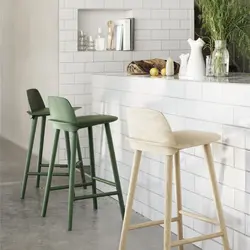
(179, 210, 219, 225)
(41, 163, 68, 168)
(129, 217, 178, 230)
(171, 232, 223, 247)
(50, 182, 93, 191)
(74, 191, 119, 201)
(41, 163, 90, 169)
(28, 172, 69, 177)
(93, 177, 116, 187)
(83, 173, 116, 187)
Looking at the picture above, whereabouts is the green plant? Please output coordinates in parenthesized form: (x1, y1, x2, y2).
(196, 0, 250, 58)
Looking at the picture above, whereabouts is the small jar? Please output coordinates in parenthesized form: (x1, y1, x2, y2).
(87, 36, 95, 51)
(206, 55, 213, 77)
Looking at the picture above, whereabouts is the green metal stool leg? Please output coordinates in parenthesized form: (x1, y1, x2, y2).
(64, 131, 71, 172)
(65, 131, 76, 198)
(105, 123, 125, 218)
(41, 129, 60, 217)
(76, 133, 87, 189)
(21, 117, 38, 199)
(68, 131, 77, 231)
(88, 127, 98, 210)
(36, 116, 46, 188)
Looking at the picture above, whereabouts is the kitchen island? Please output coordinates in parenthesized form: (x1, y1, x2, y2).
(92, 73, 250, 250)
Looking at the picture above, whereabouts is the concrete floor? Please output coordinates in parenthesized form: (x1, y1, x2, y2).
(0, 137, 200, 250)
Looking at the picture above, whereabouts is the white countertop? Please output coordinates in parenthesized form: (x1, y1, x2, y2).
(94, 72, 250, 84)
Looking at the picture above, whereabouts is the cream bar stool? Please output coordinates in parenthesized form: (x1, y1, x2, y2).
(119, 108, 229, 250)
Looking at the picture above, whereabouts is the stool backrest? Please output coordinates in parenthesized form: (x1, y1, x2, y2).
(27, 89, 45, 112)
(127, 108, 176, 146)
(48, 96, 77, 124)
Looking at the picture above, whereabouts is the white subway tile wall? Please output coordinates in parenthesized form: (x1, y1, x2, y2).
(92, 75, 250, 250)
(59, 0, 195, 164)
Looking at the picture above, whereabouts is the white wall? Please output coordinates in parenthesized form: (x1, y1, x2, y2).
(0, 0, 14, 135)
(0, 0, 59, 160)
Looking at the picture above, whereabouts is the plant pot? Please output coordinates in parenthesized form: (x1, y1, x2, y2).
(212, 40, 229, 77)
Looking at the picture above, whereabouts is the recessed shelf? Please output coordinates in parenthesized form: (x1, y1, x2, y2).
(78, 9, 134, 52)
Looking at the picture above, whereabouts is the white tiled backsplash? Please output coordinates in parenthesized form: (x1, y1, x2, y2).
(59, 0, 194, 162)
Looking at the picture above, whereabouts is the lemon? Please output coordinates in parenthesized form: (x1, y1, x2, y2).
(150, 68, 159, 76)
(161, 68, 166, 76)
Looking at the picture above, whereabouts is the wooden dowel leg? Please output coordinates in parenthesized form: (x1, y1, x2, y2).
(203, 144, 230, 250)
(164, 155, 173, 250)
(175, 151, 184, 250)
(118, 150, 142, 250)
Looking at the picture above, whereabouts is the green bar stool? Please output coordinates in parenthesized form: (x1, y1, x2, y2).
(21, 89, 87, 199)
(41, 96, 125, 231)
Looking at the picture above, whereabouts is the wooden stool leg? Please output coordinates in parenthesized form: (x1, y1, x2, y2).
(175, 151, 184, 250)
(203, 144, 230, 250)
(105, 123, 125, 218)
(119, 150, 142, 250)
(21, 117, 38, 199)
(36, 116, 46, 188)
(41, 129, 60, 217)
(76, 133, 87, 189)
(68, 131, 77, 231)
(164, 155, 173, 250)
(88, 126, 98, 210)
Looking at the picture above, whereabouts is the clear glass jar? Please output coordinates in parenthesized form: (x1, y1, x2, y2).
(212, 40, 229, 77)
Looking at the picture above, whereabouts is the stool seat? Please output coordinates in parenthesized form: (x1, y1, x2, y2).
(27, 107, 81, 117)
(128, 131, 220, 155)
(173, 130, 220, 149)
(76, 115, 118, 128)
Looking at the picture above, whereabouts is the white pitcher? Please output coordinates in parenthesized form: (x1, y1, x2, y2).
(186, 38, 205, 80)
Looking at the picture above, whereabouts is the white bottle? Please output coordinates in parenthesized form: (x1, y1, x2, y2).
(179, 53, 190, 77)
(95, 28, 105, 51)
(166, 57, 174, 76)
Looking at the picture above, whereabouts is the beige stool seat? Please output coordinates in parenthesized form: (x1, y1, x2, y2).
(119, 108, 229, 250)
(173, 130, 220, 149)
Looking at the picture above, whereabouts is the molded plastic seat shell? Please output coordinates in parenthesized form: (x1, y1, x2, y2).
(48, 96, 117, 131)
(76, 115, 118, 128)
(127, 108, 220, 155)
(26, 89, 80, 117)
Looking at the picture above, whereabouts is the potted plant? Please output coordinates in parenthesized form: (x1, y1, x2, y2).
(196, 0, 250, 77)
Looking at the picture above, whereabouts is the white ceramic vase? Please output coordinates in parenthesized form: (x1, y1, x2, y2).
(186, 38, 206, 80)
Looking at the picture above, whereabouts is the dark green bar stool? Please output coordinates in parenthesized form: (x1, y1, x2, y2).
(21, 89, 87, 199)
(41, 96, 125, 231)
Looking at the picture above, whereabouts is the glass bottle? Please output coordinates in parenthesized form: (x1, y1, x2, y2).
(212, 40, 229, 77)
(78, 30, 88, 51)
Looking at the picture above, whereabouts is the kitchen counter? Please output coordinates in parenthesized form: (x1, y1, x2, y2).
(92, 73, 250, 249)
